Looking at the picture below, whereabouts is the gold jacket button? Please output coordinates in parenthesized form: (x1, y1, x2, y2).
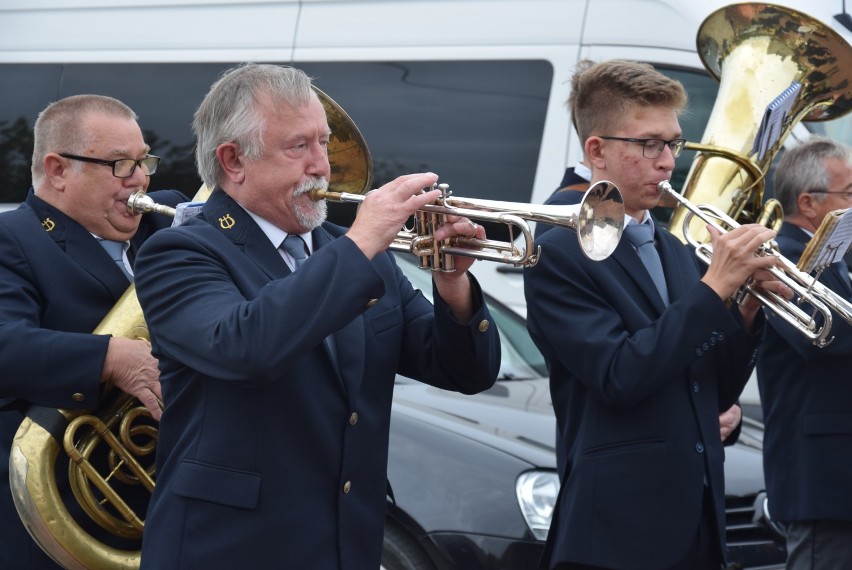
(349, 412, 359, 426)
(72, 393, 85, 402)
(366, 298, 379, 308)
(478, 320, 490, 333)
(343, 480, 352, 494)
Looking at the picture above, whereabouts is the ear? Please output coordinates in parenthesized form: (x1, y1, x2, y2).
(796, 192, 818, 218)
(216, 143, 245, 184)
(585, 136, 606, 171)
(42, 153, 68, 191)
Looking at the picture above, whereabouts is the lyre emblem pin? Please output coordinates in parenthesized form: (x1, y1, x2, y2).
(219, 214, 236, 229)
(42, 217, 56, 232)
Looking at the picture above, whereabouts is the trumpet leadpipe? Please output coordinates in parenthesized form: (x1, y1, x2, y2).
(127, 192, 177, 217)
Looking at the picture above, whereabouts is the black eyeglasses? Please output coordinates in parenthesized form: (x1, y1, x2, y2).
(599, 136, 687, 159)
(807, 190, 852, 199)
(59, 153, 160, 178)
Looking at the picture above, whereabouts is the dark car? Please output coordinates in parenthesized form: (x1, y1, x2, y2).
(382, 254, 786, 570)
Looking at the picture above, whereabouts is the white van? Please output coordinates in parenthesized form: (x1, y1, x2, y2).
(0, 0, 849, 309)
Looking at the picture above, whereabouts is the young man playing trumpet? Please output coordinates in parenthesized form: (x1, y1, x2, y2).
(524, 59, 790, 570)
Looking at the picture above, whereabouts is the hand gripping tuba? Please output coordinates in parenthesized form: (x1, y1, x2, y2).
(668, 2, 852, 244)
(8, 87, 372, 569)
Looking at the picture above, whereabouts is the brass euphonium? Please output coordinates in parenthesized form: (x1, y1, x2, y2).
(8, 87, 372, 569)
(668, 3, 852, 244)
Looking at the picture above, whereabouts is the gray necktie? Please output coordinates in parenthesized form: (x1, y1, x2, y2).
(281, 235, 309, 270)
(280, 234, 340, 371)
(99, 239, 132, 280)
(624, 222, 669, 305)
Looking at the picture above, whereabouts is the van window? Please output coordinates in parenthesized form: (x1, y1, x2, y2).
(0, 60, 553, 232)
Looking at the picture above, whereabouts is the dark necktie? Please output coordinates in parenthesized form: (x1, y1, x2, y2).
(623, 222, 669, 305)
(281, 235, 309, 270)
(280, 234, 340, 372)
(99, 239, 132, 280)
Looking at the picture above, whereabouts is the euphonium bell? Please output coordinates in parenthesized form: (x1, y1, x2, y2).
(668, 3, 852, 244)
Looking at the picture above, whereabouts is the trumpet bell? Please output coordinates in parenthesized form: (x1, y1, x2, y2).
(577, 181, 625, 261)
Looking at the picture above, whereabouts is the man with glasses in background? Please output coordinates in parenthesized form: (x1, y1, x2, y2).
(525, 59, 790, 570)
(757, 137, 852, 569)
(0, 94, 186, 568)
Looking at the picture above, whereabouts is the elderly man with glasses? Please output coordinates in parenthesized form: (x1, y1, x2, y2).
(757, 136, 852, 570)
(0, 94, 186, 569)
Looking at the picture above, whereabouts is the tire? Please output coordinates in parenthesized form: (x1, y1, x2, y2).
(381, 521, 436, 570)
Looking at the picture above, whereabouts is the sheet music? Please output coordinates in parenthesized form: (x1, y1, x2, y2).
(172, 202, 205, 226)
(800, 208, 852, 273)
(751, 81, 801, 161)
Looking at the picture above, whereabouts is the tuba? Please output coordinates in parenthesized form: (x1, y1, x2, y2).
(668, 2, 852, 243)
(8, 87, 372, 569)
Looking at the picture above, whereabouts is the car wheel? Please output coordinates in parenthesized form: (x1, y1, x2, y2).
(381, 521, 435, 570)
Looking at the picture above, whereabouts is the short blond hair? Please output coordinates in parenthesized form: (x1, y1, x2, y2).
(569, 59, 687, 144)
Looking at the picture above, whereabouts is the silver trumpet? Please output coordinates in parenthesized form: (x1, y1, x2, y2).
(660, 180, 852, 348)
(311, 180, 625, 271)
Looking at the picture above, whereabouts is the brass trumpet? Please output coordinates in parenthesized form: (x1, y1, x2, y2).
(660, 180, 852, 348)
(311, 180, 625, 269)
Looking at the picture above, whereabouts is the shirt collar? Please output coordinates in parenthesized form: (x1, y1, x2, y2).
(241, 205, 313, 253)
(626, 211, 654, 228)
(574, 162, 592, 181)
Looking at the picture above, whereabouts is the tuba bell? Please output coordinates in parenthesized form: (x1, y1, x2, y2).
(8, 87, 372, 569)
(668, 2, 852, 243)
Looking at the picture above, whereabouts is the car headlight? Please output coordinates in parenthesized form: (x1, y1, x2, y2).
(755, 491, 787, 540)
(515, 470, 560, 541)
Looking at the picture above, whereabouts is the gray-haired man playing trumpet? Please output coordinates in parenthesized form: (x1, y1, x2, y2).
(133, 62, 500, 569)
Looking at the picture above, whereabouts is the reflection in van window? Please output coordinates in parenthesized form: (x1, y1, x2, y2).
(0, 61, 553, 230)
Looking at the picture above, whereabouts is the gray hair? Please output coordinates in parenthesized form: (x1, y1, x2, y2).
(775, 137, 852, 216)
(31, 94, 138, 187)
(193, 63, 315, 188)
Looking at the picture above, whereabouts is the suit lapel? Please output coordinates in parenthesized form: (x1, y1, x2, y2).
(655, 227, 692, 303)
(201, 191, 290, 280)
(611, 232, 667, 314)
(26, 192, 129, 298)
(200, 193, 365, 399)
(312, 227, 366, 401)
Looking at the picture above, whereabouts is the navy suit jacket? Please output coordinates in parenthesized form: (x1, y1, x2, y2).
(134, 189, 500, 570)
(757, 222, 852, 522)
(0, 188, 186, 569)
(525, 220, 761, 569)
(534, 167, 590, 239)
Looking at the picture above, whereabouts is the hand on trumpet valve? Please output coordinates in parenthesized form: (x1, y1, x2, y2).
(702, 223, 793, 325)
(433, 213, 487, 274)
(347, 172, 441, 259)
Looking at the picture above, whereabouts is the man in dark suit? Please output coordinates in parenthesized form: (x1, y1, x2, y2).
(757, 137, 852, 569)
(524, 59, 789, 570)
(133, 63, 501, 569)
(0, 94, 186, 568)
